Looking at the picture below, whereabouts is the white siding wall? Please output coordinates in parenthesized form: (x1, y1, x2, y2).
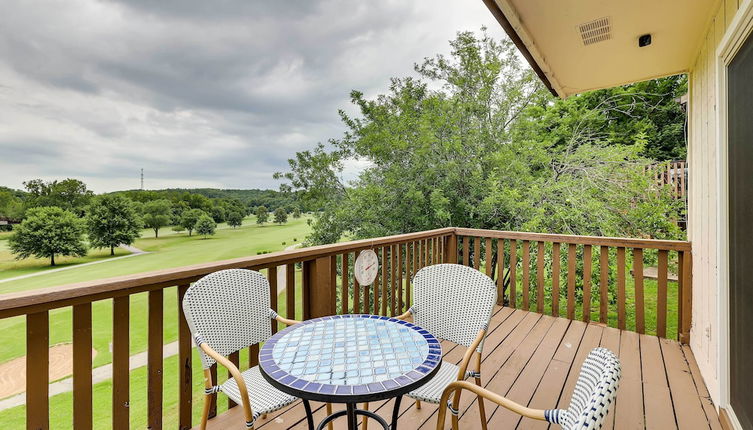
(687, 0, 739, 407)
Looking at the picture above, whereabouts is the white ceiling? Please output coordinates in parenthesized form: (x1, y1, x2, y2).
(494, 0, 720, 96)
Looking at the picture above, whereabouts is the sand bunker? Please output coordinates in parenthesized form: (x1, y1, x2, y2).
(0, 343, 97, 399)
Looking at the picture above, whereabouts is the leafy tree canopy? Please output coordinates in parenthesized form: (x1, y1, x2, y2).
(195, 214, 216, 238)
(227, 211, 244, 228)
(23, 178, 93, 216)
(9, 206, 88, 266)
(180, 208, 207, 236)
(274, 207, 288, 224)
(86, 194, 142, 255)
(142, 199, 172, 238)
(277, 29, 685, 246)
(256, 206, 269, 225)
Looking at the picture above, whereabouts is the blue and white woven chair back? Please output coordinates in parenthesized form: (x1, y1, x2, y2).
(545, 347, 621, 430)
(182, 269, 273, 369)
(411, 264, 497, 351)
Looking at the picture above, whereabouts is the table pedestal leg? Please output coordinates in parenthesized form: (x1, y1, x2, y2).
(303, 399, 315, 430)
(391, 395, 403, 430)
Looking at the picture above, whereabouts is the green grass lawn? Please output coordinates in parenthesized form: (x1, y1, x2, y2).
(0, 216, 311, 366)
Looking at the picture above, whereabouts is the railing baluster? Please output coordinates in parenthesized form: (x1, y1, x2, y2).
(536, 241, 545, 314)
(473, 237, 481, 270)
(148, 289, 163, 429)
(268, 267, 278, 333)
(228, 351, 240, 408)
(397, 244, 403, 314)
(496, 239, 504, 305)
(382, 247, 389, 315)
(391, 244, 397, 316)
(462, 237, 470, 266)
(208, 365, 217, 419)
(633, 249, 645, 334)
(341, 254, 349, 314)
(582, 245, 592, 322)
(599, 246, 609, 324)
(373, 248, 381, 315)
(286, 263, 295, 321)
(112, 296, 130, 429)
(552, 243, 560, 317)
(657, 249, 669, 338)
(27, 311, 49, 430)
(177, 285, 192, 430)
(72, 303, 92, 430)
(567, 244, 576, 319)
(434, 237, 440, 265)
(446, 234, 458, 264)
(522, 240, 530, 310)
(509, 240, 517, 308)
(354, 251, 361, 314)
(617, 247, 626, 330)
(485, 238, 493, 278)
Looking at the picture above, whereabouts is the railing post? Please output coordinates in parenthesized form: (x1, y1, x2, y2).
(26, 311, 49, 430)
(73, 303, 93, 430)
(304, 256, 337, 318)
(680, 250, 693, 344)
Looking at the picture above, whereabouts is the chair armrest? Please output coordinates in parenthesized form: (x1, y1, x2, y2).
(275, 314, 301, 325)
(456, 329, 486, 380)
(395, 310, 412, 320)
(199, 343, 255, 423)
(436, 381, 546, 429)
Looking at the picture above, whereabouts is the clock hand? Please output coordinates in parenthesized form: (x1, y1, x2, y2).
(365, 263, 375, 270)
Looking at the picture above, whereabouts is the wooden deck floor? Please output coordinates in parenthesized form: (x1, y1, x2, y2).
(199, 306, 721, 430)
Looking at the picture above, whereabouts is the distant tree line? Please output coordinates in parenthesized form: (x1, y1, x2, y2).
(1, 179, 304, 265)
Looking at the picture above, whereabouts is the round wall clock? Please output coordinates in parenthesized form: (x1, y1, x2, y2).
(354, 249, 379, 286)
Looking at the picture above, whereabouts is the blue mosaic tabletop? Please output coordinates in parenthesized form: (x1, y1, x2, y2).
(259, 314, 442, 400)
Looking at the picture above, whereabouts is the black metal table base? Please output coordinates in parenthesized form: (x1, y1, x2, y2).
(302, 396, 403, 430)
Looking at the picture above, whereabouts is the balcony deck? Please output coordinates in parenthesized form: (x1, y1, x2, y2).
(199, 306, 720, 430)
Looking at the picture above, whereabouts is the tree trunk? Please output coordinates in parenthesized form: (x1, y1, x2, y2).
(154, 228, 159, 238)
(50, 254, 55, 266)
(111, 246, 115, 256)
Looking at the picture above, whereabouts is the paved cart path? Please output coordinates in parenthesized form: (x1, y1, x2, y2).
(0, 244, 149, 285)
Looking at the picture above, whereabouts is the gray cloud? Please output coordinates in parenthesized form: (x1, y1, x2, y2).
(0, 0, 502, 192)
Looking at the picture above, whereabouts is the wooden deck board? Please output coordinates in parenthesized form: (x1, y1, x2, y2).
(197, 309, 720, 430)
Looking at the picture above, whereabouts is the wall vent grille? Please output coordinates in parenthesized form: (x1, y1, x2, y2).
(578, 17, 611, 46)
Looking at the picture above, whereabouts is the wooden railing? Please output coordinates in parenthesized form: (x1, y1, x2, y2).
(0, 227, 691, 429)
(453, 229, 692, 343)
(647, 160, 687, 199)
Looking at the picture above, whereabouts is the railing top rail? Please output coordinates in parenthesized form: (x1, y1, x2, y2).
(454, 228, 691, 251)
(0, 227, 454, 318)
(0, 226, 691, 318)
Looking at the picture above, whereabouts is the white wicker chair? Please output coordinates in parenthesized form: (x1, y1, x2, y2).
(436, 347, 621, 430)
(182, 269, 299, 430)
(373, 263, 497, 430)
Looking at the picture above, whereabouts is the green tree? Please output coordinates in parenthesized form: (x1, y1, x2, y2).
(255, 206, 269, 225)
(292, 207, 302, 218)
(8, 207, 87, 266)
(277, 30, 684, 247)
(86, 195, 142, 255)
(195, 214, 216, 238)
(180, 208, 207, 236)
(23, 178, 93, 216)
(210, 205, 226, 223)
(227, 211, 243, 228)
(274, 207, 288, 224)
(142, 199, 172, 238)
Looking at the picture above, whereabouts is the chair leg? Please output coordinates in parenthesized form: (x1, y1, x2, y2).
(200, 393, 212, 430)
(416, 399, 422, 409)
(326, 403, 333, 430)
(474, 377, 487, 430)
(451, 414, 459, 430)
(362, 403, 369, 430)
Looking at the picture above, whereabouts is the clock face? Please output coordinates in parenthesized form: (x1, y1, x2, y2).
(354, 249, 379, 286)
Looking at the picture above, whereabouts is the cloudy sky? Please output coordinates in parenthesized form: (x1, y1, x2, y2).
(0, 0, 504, 193)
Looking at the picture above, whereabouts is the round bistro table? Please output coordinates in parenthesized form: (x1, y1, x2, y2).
(259, 314, 442, 430)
